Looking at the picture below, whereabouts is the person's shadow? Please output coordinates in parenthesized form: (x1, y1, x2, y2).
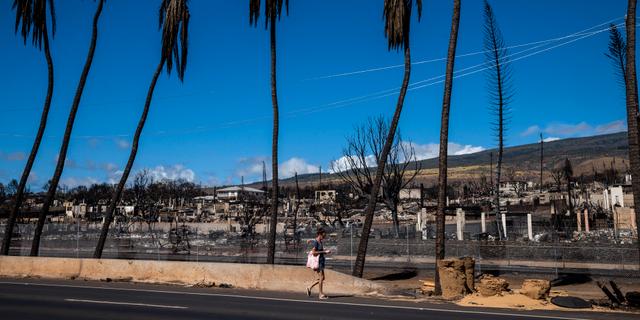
(325, 294, 354, 299)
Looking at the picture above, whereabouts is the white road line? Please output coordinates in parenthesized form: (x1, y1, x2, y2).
(1, 281, 595, 320)
(64, 298, 187, 309)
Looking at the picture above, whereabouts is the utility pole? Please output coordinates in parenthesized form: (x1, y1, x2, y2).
(319, 166, 322, 187)
(540, 133, 544, 193)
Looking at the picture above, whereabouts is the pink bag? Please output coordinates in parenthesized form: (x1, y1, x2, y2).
(306, 251, 319, 270)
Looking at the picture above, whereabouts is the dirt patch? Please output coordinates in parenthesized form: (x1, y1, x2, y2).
(458, 292, 559, 310)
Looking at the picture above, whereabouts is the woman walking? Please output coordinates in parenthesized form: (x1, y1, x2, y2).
(306, 228, 331, 299)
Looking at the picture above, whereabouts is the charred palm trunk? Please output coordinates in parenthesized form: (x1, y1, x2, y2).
(624, 0, 640, 262)
(352, 33, 411, 278)
(266, 15, 280, 265)
(293, 172, 300, 243)
(489, 33, 505, 239)
(1, 30, 54, 256)
(482, 1, 510, 240)
(435, 0, 461, 296)
(540, 134, 544, 193)
(391, 206, 400, 238)
(30, 0, 104, 256)
(94, 61, 164, 258)
(495, 120, 504, 239)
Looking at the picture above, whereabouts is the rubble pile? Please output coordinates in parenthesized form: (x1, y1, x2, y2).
(519, 279, 550, 300)
(436, 257, 475, 300)
(476, 274, 509, 297)
(570, 229, 636, 244)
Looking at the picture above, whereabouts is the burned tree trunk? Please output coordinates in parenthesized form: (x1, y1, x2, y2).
(435, 0, 461, 296)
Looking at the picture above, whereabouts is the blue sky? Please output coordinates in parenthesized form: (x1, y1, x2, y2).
(0, 0, 631, 189)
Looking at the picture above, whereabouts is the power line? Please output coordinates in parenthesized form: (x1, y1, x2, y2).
(0, 19, 625, 140)
(286, 23, 627, 117)
(305, 16, 623, 81)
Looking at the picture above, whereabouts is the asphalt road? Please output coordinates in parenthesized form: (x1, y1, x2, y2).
(0, 278, 636, 320)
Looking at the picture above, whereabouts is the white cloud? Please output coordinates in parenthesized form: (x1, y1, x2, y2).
(147, 164, 195, 182)
(39, 163, 196, 188)
(450, 143, 485, 155)
(411, 143, 440, 160)
(521, 125, 541, 137)
(595, 120, 626, 134)
(545, 122, 591, 136)
(27, 171, 38, 184)
(329, 154, 377, 173)
(329, 141, 485, 173)
(521, 120, 626, 138)
(279, 157, 319, 179)
(60, 176, 99, 188)
(234, 156, 321, 180)
(412, 142, 485, 160)
(101, 163, 121, 184)
(543, 137, 560, 142)
(115, 138, 130, 150)
(0, 151, 26, 161)
(234, 156, 268, 181)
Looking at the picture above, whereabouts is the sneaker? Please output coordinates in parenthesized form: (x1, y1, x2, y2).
(306, 287, 311, 297)
(319, 294, 328, 300)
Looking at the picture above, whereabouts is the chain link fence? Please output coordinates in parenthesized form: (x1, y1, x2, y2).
(1, 221, 637, 277)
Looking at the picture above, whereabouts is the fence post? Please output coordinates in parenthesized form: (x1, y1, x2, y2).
(196, 228, 199, 263)
(350, 224, 353, 270)
(76, 220, 80, 259)
(406, 225, 410, 263)
(456, 209, 463, 241)
(501, 213, 507, 240)
(527, 213, 533, 241)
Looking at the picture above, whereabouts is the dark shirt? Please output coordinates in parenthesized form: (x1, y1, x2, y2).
(312, 239, 325, 270)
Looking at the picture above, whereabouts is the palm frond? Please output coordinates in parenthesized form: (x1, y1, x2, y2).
(483, 0, 512, 146)
(12, 0, 56, 49)
(605, 24, 627, 87)
(249, 0, 289, 28)
(383, 0, 422, 51)
(159, 0, 190, 81)
(249, 0, 260, 26)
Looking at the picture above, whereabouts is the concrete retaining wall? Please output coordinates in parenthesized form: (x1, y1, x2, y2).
(0, 256, 388, 296)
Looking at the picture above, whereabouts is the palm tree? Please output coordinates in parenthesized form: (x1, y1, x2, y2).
(94, 0, 190, 258)
(29, 0, 105, 256)
(249, 0, 289, 264)
(352, 0, 422, 278)
(434, 0, 461, 296)
(1, 0, 56, 255)
(539, 133, 544, 193)
(483, 0, 511, 240)
(623, 0, 640, 261)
